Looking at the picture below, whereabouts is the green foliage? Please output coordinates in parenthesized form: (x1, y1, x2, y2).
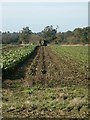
(55, 32, 63, 44)
(1, 26, 90, 45)
(41, 25, 57, 43)
(50, 45, 88, 64)
(2, 45, 36, 71)
(19, 27, 32, 44)
(30, 34, 43, 44)
(55, 27, 90, 44)
(2, 32, 19, 44)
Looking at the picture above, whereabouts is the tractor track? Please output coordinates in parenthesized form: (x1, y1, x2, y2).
(25, 46, 87, 87)
(2, 45, 88, 119)
(25, 46, 48, 86)
(2, 46, 87, 89)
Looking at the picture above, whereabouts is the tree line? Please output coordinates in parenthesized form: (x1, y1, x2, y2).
(55, 27, 90, 44)
(1, 25, 90, 45)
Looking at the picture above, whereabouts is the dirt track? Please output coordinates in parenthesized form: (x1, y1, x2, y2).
(2, 46, 88, 119)
(25, 46, 87, 86)
(3, 46, 87, 88)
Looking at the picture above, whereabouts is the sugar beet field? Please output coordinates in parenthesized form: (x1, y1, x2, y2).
(2, 45, 89, 119)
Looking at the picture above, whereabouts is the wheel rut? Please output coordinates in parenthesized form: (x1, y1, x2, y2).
(25, 46, 47, 86)
(3, 45, 87, 89)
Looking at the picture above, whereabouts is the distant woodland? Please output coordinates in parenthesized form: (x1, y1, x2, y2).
(0, 26, 90, 45)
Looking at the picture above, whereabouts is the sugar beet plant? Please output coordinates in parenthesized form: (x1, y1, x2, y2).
(2, 45, 36, 75)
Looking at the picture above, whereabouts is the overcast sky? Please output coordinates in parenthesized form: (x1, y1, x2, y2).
(1, 2, 88, 33)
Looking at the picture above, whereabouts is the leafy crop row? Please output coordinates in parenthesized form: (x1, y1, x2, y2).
(2, 45, 36, 72)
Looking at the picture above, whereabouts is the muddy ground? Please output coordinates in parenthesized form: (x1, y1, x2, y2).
(2, 46, 89, 119)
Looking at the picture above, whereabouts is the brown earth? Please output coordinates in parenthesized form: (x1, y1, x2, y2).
(2, 46, 87, 88)
(2, 46, 88, 119)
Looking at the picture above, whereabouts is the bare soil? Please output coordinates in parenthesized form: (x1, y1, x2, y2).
(2, 46, 88, 119)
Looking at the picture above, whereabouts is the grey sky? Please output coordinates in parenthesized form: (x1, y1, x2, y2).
(2, 2, 88, 33)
